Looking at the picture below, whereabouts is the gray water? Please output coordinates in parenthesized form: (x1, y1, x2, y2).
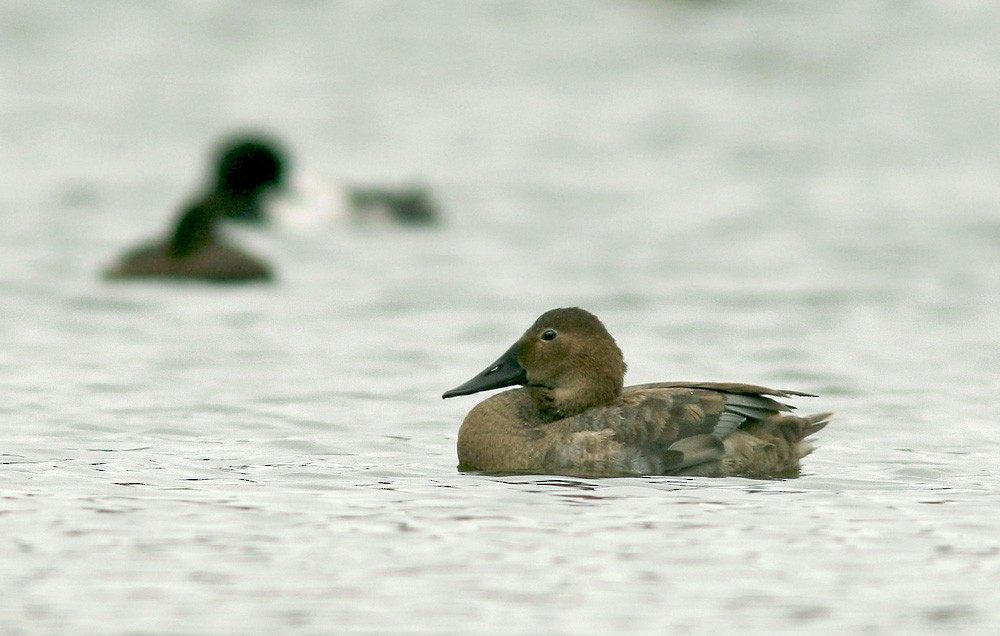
(3, 1, 1000, 634)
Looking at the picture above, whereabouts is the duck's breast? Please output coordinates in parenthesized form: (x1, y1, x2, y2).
(456, 389, 548, 472)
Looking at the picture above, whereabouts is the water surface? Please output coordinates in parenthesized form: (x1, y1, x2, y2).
(2, 1, 1000, 634)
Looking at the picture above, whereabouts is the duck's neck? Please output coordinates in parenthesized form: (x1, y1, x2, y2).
(219, 191, 266, 221)
(528, 373, 623, 422)
(168, 200, 217, 257)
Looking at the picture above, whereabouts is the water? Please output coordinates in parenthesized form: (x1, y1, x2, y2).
(3, 1, 1000, 634)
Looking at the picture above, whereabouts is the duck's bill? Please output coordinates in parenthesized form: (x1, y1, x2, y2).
(442, 342, 527, 399)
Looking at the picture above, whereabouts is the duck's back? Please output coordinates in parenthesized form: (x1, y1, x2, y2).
(105, 241, 272, 282)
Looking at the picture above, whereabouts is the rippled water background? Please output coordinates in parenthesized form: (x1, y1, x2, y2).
(3, 1, 1000, 634)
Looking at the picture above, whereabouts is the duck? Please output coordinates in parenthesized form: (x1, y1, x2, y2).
(260, 175, 439, 229)
(104, 135, 281, 282)
(442, 307, 832, 479)
(212, 135, 439, 228)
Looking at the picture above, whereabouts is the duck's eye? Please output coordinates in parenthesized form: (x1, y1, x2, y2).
(540, 329, 558, 341)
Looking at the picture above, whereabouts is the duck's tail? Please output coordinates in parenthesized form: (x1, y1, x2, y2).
(720, 411, 833, 478)
(778, 411, 833, 459)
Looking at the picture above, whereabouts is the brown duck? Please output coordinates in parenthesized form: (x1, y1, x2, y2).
(443, 307, 831, 478)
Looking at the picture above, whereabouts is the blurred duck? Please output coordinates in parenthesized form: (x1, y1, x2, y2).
(106, 131, 440, 281)
(443, 307, 832, 479)
(104, 136, 281, 282)
(259, 172, 439, 229)
(216, 137, 439, 229)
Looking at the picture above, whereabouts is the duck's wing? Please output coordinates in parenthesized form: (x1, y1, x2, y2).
(538, 384, 826, 477)
(631, 381, 816, 403)
(584, 384, 818, 472)
(607, 385, 757, 441)
(648, 382, 823, 440)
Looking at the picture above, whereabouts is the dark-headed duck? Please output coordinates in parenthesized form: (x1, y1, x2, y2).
(104, 135, 281, 282)
(202, 135, 439, 228)
(249, 174, 440, 228)
(443, 307, 832, 479)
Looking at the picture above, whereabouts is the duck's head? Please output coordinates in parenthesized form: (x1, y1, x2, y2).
(443, 307, 626, 420)
(214, 135, 286, 201)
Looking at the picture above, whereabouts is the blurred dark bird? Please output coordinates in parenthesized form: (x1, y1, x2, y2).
(104, 135, 281, 282)
(443, 307, 832, 479)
